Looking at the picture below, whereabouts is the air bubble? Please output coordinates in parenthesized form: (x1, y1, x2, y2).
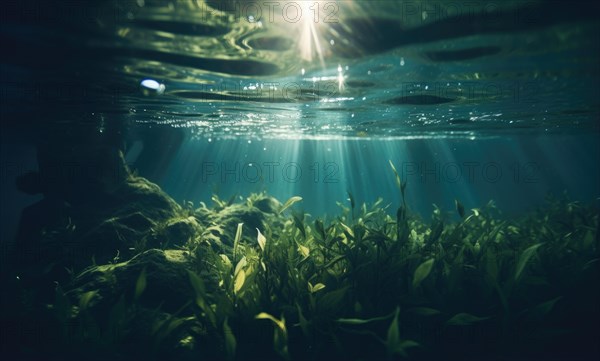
(140, 79, 165, 96)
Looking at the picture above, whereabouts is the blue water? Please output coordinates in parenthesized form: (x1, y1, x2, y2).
(156, 134, 600, 219)
(1, 0, 600, 243)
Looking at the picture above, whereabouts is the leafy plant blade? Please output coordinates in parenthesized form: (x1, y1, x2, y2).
(234, 269, 246, 295)
(256, 228, 266, 252)
(446, 312, 491, 326)
(223, 318, 236, 360)
(413, 258, 435, 288)
(134, 267, 147, 301)
(280, 196, 302, 214)
(515, 243, 543, 280)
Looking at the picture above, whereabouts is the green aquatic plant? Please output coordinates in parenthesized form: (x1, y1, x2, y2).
(5, 181, 599, 360)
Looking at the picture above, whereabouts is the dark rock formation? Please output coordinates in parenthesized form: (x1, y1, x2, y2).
(13, 146, 185, 281)
(67, 249, 202, 314)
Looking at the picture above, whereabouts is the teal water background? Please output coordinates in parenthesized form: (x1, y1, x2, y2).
(1, 0, 599, 243)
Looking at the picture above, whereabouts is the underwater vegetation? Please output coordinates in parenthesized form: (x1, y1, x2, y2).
(1, 167, 599, 361)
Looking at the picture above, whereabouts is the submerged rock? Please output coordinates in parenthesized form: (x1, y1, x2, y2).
(162, 216, 202, 247)
(67, 249, 201, 314)
(253, 196, 281, 214)
(13, 175, 186, 278)
(36, 249, 216, 360)
(195, 194, 283, 246)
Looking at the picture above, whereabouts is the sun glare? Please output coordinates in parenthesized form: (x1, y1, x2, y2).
(296, 1, 327, 65)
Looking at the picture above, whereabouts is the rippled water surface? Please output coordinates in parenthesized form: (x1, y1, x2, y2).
(2, 0, 599, 139)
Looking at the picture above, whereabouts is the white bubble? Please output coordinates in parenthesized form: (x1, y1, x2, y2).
(140, 79, 165, 95)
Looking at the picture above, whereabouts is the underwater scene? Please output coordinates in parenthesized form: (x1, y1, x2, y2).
(1, 0, 599, 360)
